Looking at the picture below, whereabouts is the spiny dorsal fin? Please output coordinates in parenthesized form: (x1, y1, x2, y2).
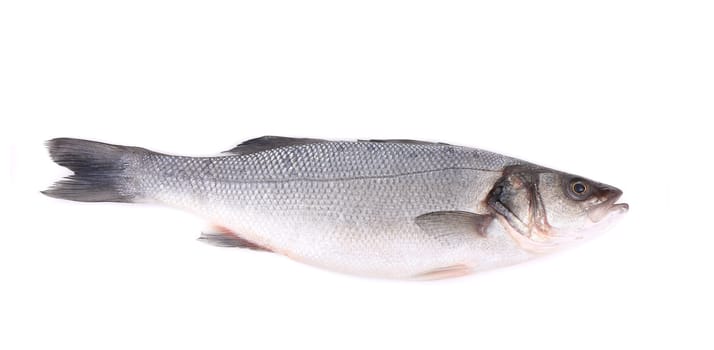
(415, 211, 493, 247)
(359, 139, 450, 146)
(224, 136, 328, 155)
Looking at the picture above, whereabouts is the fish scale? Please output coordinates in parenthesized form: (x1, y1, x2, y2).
(133, 143, 523, 277)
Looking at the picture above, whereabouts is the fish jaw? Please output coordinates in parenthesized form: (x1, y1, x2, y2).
(587, 188, 629, 223)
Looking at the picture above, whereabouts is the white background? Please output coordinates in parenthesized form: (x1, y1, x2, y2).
(1, 1, 712, 349)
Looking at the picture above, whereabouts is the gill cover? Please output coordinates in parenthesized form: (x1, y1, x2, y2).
(486, 165, 551, 243)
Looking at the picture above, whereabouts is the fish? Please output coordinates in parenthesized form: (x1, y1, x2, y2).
(43, 136, 629, 279)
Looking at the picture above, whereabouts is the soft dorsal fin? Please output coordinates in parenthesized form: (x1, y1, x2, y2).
(224, 136, 328, 155)
(359, 139, 450, 146)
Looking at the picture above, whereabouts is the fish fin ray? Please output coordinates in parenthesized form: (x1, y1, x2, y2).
(198, 225, 272, 252)
(42, 138, 146, 203)
(224, 136, 328, 155)
(358, 139, 450, 146)
(415, 211, 493, 246)
(413, 264, 472, 280)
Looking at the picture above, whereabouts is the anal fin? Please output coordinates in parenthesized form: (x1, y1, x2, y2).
(198, 225, 271, 252)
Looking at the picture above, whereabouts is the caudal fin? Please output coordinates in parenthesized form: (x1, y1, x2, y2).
(43, 138, 145, 203)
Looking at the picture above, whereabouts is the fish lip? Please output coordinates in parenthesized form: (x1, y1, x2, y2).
(589, 187, 629, 222)
(604, 187, 629, 213)
(610, 202, 629, 212)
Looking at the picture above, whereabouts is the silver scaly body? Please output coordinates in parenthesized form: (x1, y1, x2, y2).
(136, 141, 530, 278)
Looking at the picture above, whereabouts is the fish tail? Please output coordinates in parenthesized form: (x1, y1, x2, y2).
(42, 138, 147, 203)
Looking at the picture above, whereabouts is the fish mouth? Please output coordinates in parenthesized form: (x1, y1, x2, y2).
(588, 187, 629, 222)
(610, 202, 630, 213)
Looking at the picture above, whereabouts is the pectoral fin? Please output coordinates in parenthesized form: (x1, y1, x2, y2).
(413, 264, 472, 280)
(415, 211, 493, 247)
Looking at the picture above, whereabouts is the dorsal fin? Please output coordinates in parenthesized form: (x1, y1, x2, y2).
(224, 136, 328, 155)
(358, 139, 450, 146)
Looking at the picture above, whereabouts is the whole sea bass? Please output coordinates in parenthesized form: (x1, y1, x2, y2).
(44, 136, 628, 279)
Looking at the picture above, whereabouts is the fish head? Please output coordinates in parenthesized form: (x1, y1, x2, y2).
(486, 165, 628, 252)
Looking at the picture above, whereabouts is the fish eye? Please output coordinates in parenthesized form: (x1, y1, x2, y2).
(573, 182, 587, 194)
(567, 179, 591, 200)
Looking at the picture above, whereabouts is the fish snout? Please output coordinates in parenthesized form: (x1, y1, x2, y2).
(588, 184, 629, 221)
